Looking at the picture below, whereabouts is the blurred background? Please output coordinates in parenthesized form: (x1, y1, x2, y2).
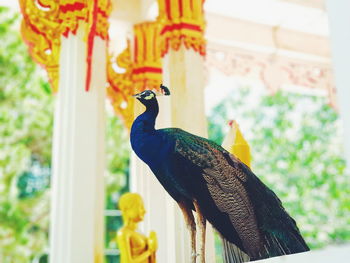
(1, 0, 350, 262)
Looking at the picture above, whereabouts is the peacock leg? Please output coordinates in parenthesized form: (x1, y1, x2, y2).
(194, 200, 206, 263)
(178, 201, 197, 263)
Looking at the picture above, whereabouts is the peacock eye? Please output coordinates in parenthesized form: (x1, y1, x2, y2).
(144, 93, 155, 100)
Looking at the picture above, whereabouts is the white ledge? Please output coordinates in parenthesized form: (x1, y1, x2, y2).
(255, 244, 350, 262)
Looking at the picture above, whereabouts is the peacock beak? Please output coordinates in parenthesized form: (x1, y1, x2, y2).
(132, 92, 142, 99)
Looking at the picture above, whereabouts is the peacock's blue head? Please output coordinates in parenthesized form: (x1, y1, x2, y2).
(133, 85, 170, 108)
(133, 90, 157, 108)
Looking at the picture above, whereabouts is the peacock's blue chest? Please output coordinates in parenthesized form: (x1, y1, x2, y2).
(131, 126, 193, 201)
(131, 132, 169, 166)
(130, 115, 172, 167)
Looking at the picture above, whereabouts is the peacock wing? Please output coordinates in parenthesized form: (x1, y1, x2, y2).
(161, 128, 308, 259)
(161, 128, 265, 258)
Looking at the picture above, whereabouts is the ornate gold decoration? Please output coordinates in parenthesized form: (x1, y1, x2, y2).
(107, 22, 163, 129)
(19, 0, 62, 92)
(157, 0, 206, 57)
(107, 0, 207, 128)
(107, 1, 207, 127)
(19, 0, 112, 92)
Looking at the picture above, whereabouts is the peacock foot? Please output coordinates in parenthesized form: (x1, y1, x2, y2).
(191, 252, 200, 263)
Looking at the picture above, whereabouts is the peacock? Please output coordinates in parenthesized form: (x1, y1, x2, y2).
(130, 85, 309, 263)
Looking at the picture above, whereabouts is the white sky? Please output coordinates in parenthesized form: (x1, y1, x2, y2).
(204, 0, 329, 36)
(1, 0, 328, 55)
(0, 0, 329, 36)
(203, 0, 330, 112)
(0, 1, 19, 9)
(1, 0, 329, 112)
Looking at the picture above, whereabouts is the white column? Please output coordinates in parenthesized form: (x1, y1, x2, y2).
(162, 45, 216, 263)
(49, 26, 106, 263)
(131, 45, 215, 263)
(326, 0, 350, 168)
(162, 46, 208, 136)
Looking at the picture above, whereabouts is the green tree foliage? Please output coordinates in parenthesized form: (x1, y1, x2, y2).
(0, 7, 130, 262)
(106, 112, 130, 210)
(208, 87, 350, 249)
(0, 6, 53, 262)
(105, 111, 130, 262)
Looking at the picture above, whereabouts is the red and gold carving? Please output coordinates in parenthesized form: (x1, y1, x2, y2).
(19, 0, 62, 92)
(19, 0, 112, 92)
(133, 22, 163, 92)
(107, 44, 135, 129)
(107, 22, 163, 129)
(157, 0, 206, 57)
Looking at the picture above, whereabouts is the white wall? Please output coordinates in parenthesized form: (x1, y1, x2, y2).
(326, 0, 350, 169)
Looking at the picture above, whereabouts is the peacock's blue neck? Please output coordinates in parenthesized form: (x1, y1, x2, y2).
(131, 99, 159, 132)
(130, 99, 160, 159)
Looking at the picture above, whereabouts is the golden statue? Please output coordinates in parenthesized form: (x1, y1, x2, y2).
(117, 193, 157, 263)
(222, 120, 251, 167)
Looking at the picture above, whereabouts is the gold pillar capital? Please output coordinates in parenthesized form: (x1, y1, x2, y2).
(107, 22, 163, 129)
(157, 0, 206, 56)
